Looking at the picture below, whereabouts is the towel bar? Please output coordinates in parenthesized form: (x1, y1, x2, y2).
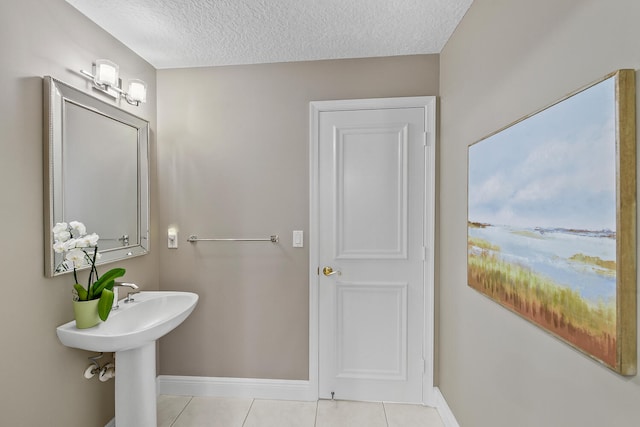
(187, 235, 279, 243)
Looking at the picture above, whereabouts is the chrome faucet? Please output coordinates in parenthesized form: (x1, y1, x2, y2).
(114, 282, 139, 290)
(113, 282, 140, 309)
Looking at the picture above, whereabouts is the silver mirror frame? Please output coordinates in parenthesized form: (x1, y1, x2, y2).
(43, 76, 150, 277)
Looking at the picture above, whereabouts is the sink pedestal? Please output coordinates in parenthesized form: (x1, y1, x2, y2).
(115, 342, 157, 427)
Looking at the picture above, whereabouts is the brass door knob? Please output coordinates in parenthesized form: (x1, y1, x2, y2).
(323, 266, 341, 276)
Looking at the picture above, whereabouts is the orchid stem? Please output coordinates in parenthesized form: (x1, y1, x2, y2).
(92, 246, 100, 280)
(83, 247, 99, 299)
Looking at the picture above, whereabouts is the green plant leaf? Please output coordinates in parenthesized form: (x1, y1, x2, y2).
(93, 268, 126, 297)
(98, 289, 114, 321)
(73, 284, 88, 301)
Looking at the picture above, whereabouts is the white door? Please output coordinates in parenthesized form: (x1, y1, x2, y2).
(316, 104, 430, 403)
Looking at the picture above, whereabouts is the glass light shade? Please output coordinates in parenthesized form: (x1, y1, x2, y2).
(94, 59, 119, 87)
(127, 79, 147, 103)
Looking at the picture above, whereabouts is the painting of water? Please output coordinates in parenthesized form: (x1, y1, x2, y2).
(467, 70, 637, 375)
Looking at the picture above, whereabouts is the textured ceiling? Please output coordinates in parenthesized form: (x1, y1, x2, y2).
(65, 0, 473, 69)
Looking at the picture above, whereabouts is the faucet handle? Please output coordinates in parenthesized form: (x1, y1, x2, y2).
(124, 290, 140, 303)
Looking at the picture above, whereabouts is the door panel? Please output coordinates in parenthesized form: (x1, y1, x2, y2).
(318, 107, 425, 403)
(334, 124, 408, 259)
(336, 282, 407, 380)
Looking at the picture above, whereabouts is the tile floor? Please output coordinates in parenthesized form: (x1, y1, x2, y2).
(158, 395, 445, 427)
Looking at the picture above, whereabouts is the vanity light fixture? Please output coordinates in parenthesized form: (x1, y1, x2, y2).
(80, 59, 147, 106)
(127, 79, 147, 105)
(94, 59, 119, 86)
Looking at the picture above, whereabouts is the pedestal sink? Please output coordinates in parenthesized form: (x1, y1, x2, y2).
(56, 291, 198, 427)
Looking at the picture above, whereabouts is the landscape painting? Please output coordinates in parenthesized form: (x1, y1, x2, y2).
(467, 70, 637, 375)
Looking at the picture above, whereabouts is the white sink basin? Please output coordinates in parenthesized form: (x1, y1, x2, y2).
(56, 291, 198, 426)
(57, 291, 198, 352)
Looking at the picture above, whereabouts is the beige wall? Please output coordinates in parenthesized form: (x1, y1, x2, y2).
(13, 0, 639, 424)
(0, 1, 158, 426)
(439, 0, 640, 426)
(157, 56, 439, 380)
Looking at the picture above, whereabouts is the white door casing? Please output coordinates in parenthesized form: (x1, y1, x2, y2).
(309, 97, 436, 404)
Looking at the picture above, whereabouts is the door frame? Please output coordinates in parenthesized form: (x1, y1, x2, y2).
(309, 96, 437, 405)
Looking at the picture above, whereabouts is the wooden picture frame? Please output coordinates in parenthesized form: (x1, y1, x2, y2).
(467, 70, 637, 375)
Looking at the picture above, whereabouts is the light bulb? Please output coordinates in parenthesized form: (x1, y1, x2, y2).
(127, 79, 147, 103)
(94, 59, 119, 87)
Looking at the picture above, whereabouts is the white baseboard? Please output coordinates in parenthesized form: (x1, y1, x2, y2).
(157, 375, 317, 402)
(104, 418, 115, 427)
(433, 387, 461, 427)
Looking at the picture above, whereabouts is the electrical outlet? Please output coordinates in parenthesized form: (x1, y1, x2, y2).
(168, 228, 178, 249)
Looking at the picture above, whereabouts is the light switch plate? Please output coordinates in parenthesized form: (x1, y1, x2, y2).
(293, 230, 303, 248)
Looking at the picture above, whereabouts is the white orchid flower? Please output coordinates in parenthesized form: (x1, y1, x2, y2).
(84, 233, 100, 247)
(74, 233, 99, 249)
(52, 222, 68, 234)
(69, 221, 87, 237)
(52, 221, 105, 276)
(54, 230, 71, 242)
(65, 249, 89, 268)
(53, 241, 67, 253)
(62, 238, 78, 251)
(74, 237, 89, 248)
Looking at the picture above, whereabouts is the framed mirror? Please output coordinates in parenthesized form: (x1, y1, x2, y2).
(43, 76, 150, 277)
